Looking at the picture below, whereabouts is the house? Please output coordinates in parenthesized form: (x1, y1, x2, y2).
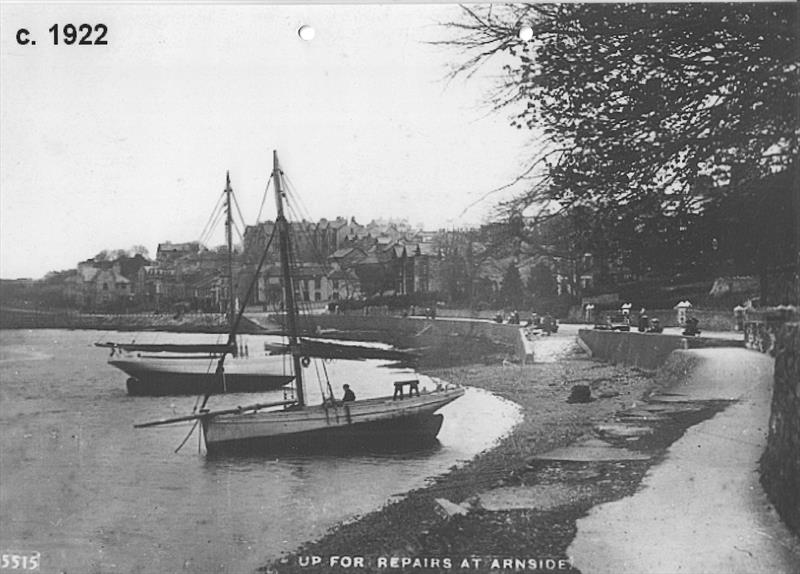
(156, 241, 202, 263)
(255, 262, 361, 306)
(65, 259, 133, 309)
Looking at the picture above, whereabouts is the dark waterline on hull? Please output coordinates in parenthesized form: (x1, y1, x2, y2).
(123, 372, 295, 396)
(203, 414, 445, 455)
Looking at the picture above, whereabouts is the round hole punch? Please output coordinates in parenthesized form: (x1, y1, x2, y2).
(518, 25, 534, 42)
(298, 25, 316, 41)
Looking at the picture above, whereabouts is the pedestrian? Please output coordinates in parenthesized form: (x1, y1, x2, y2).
(638, 309, 649, 332)
(542, 313, 553, 335)
(342, 384, 356, 402)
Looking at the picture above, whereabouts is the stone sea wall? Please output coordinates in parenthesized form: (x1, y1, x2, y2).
(760, 322, 800, 536)
(577, 329, 742, 370)
(261, 314, 524, 368)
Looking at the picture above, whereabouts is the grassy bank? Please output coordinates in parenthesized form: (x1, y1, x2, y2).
(261, 341, 672, 574)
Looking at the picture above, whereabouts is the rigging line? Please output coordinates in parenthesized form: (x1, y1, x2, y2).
(174, 419, 200, 453)
(321, 359, 335, 403)
(279, 185, 324, 329)
(284, 196, 333, 271)
(233, 219, 246, 240)
(199, 190, 225, 240)
(284, 187, 315, 228)
(256, 176, 272, 224)
(191, 340, 221, 414)
(198, 224, 279, 411)
(281, 180, 328, 251)
(283, 173, 317, 224)
(283, 219, 316, 334)
(230, 219, 245, 245)
(312, 357, 327, 400)
(231, 193, 248, 232)
(199, 206, 227, 247)
(283, 197, 336, 279)
(287, 216, 321, 321)
(233, 225, 245, 246)
(198, 191, 226, 244)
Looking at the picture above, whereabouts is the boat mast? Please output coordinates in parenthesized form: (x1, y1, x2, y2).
(224, 172, 237, 355)
(272, 151, 305, 407)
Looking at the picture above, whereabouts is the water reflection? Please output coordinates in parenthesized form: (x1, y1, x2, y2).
(205, 439, 444, 470)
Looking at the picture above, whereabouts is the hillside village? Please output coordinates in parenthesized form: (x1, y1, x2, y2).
(5, 165, 796, 318)
(23, 216, 577, 315)
(3, 202, 787, 321)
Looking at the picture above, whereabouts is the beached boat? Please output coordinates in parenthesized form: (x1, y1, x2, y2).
(98, 346, 295, 396)
(137, 151, 464, 453)
(98, 174, 294, 396)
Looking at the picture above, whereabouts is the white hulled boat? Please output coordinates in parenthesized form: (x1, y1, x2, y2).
(98, 173, 294, 396)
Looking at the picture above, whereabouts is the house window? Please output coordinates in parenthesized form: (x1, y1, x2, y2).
(103, 283, 109, 291)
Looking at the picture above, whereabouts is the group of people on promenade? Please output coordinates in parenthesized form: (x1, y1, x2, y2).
(495, 310, 558, 334)
(636, 308, 700, 335)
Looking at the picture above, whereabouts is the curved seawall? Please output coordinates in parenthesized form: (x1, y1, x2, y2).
(578, 328, 743, 370)
(289, 314, 526, 367)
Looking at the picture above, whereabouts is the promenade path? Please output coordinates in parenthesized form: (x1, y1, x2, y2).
(568, 347, 800, 574)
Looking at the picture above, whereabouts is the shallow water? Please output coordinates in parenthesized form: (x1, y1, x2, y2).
(0, 329, 520, 574)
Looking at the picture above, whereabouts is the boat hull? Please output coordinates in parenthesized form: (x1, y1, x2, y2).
(201, 387, 465, 453)
(109, 356, 294, 396)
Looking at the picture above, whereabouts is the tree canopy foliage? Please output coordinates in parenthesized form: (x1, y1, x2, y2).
(446, 4, 798, 302)
(447, 3, 797, 218)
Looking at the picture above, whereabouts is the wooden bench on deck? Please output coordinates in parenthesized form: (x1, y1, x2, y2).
(393, 379, 420, 399)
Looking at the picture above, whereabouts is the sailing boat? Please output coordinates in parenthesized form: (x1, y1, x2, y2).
(97, 173, 294, 396)
(136, 151, 465, 453)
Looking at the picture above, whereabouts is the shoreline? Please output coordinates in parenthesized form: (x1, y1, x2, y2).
(261, 335, 718, 574)
(0, 308, 271, 333)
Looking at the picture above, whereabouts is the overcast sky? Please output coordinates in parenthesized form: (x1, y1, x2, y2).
(1, 3, 535, 279)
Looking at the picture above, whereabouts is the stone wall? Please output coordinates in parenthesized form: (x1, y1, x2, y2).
(286, 314, 523, 368)
(578, 330, 690, 370)
(760, 322, 800, 536)
(578, 329, 743, 370)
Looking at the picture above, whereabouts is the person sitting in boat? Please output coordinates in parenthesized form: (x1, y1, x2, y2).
(342, 384, 356, 402)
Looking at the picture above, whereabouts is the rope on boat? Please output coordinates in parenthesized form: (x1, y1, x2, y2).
(174, 420, 200, 453)
(255, 173, 272, 223)
(198, 224, 278, 412)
